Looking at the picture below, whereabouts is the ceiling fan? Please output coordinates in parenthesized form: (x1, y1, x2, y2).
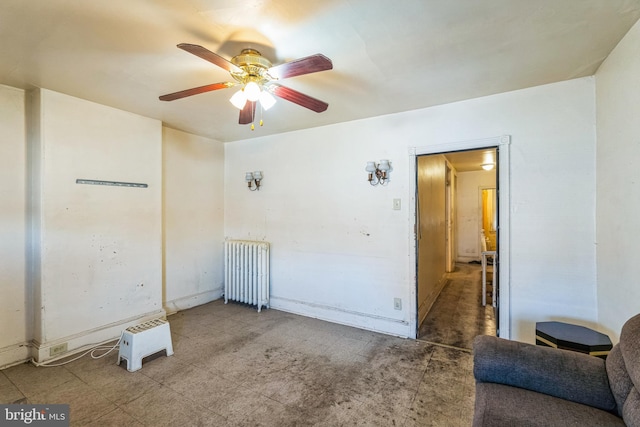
(159, 43, 333, 127)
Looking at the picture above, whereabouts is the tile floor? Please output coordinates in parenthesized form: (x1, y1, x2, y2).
(1, 263, 494, 426)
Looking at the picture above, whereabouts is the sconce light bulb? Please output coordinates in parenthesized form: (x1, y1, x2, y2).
(245, 171, 262, 191)
(365, 159, 391, 186)
(365, 162, 377, 173)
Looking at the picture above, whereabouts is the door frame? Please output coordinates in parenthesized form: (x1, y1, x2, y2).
(408, 135, 511, 339)
(445, 163, 456, 272)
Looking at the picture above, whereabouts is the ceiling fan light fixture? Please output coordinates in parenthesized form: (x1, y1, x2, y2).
(229, 90, 247, 110)
(159, 44, 333, 128)
(259, 91, 276, 110)
(244, 81, 261, 102)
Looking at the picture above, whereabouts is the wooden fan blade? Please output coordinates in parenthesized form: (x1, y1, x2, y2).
(177, 43, 243, 73)
(159, 82, 235, 101)
(270, 84, 329, 113)
(269, 54, 332, 79)
(239, 101, 256, 125)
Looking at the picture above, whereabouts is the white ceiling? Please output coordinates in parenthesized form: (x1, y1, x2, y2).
(2, 0, 639, 142)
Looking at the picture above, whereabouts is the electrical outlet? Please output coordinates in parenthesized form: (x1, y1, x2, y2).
(49, 343, 68, 357)
(394, 298, 402, 310)
(393, 199, 401, 210)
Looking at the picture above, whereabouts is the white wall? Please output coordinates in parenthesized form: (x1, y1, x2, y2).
(225, 77, 597, 342)
(0, 85, 29, 367)
(1, 89, 225, 367)
(0, 74, 602, 367)
(163, 127, 225, 313)
(225, 122, 413, 336)
(30, 89, 164, 360)
(595, 19, 640, 342)
(456, 170, 497, 262)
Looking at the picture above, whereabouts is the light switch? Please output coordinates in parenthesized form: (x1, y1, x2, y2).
(393, 199, 401, 210)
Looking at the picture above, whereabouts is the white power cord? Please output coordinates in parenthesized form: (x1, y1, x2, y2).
(31, 332, 123, 367)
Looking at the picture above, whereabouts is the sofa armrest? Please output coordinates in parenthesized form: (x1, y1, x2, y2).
(473, 335, 616, 412)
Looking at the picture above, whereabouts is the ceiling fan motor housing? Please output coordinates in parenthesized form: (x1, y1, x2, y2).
(230, 49, 273, 85)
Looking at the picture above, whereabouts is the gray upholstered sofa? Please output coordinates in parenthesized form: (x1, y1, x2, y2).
(472, 313, 640, 426)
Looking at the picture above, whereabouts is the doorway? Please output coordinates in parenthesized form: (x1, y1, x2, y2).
(481, 187, 497, 252)
(415, 147, 499, 347)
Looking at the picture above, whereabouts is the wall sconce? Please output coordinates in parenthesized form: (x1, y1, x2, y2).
(245, 171, 263, 191)
(481, 163, 495, 171)
(365, 160, 391, 186)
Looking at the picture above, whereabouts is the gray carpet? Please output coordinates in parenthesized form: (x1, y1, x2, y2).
(0, 266, 492, 425)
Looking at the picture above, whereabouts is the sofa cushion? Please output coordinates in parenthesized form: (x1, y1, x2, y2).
(620, 313, 640, 388)
(473, 382, 625, 427)
(617, 313, 640, 427)
(474, 335, 616, 411)
(623, 387, 640, 427)
(607, 345, 633, 417)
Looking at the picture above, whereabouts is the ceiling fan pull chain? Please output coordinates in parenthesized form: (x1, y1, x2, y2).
(250, 101, 256, 131)
(260, 102, 264, 127)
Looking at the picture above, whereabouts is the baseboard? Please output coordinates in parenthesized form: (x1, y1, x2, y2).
(32, 309, 166, 363)
(417, 275, 449, 327)
(270, 296, 411, 338)
(164, 287, 223, 315)
(0, 342, 32, 370)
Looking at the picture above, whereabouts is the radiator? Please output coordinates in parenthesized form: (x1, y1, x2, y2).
(224, 240, 270, 312)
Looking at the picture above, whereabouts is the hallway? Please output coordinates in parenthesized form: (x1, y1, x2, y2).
(418, 263, 496, 349)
